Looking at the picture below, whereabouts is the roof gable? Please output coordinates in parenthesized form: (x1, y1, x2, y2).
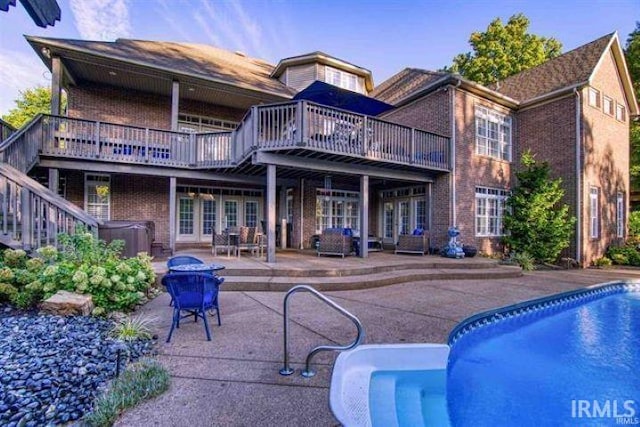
(371, 68, 448, 105)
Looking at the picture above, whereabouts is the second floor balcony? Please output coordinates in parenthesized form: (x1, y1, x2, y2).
(1, 100, 451, 175)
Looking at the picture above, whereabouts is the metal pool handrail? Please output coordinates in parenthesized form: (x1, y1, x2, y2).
(279, 284, 365, 378)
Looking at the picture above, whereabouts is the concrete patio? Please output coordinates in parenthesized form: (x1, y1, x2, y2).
(117, 267, 640, 426)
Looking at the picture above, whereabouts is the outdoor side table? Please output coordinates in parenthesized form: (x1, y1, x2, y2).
(168, 263, 226, 275)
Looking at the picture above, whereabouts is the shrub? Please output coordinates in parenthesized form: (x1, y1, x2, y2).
(0, 229, 156, 312)
(503, 151, 575, 263)
(629, 211, 640, 237)
(593, 257, 612, 268)
(606, 245, 640, 266)
(84, 358, 170, 427)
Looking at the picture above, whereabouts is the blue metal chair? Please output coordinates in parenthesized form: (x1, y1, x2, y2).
(165, 256, 204, 306)
(162, 272, 224, 343)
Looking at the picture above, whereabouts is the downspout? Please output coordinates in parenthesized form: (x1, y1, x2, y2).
(450, 79, 461, 226)
(574, 88, 582, 265)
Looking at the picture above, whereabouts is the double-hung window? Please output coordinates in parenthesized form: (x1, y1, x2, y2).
(475, 106, 511, 161)
(475, 187, 508, 236)
(589, 187, 599, 238)
(617, 192, 624, 238)
(85, 174, 110, 222)
(325, 66, 359, 92)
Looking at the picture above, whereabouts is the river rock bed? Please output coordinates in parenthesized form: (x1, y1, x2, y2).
(0, 309, 155, 426)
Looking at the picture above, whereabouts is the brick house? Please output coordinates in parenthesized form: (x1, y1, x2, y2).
(0, 32, 636, 266)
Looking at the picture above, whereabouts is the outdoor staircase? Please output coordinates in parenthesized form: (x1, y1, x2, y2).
(0, 128, 100, 251)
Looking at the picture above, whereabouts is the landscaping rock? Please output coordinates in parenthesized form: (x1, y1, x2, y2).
(0, 313, 155, 425)
(40, 291, 94, 316)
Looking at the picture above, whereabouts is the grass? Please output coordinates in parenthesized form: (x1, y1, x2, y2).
(110, 314, 157, 341)
(84, 358, 170, 427)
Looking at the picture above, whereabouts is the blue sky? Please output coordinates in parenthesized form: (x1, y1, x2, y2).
(0, 0, 637, 116)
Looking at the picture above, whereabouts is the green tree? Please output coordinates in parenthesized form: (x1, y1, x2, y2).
(1, 86, 55, 129)
(625, 23, 640, 200)
(446, 13, 562, 85)
(503, 150, 576, 263)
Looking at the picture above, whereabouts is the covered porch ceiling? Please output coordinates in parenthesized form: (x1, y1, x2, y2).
(27, 38, 292, 111)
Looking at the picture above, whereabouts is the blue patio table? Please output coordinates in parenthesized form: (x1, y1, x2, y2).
(168, 263, 226, 274)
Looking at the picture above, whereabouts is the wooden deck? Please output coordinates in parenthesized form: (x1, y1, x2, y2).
(0, 101, 451, 174)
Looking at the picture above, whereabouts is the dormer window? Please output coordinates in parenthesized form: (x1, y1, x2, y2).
(325, 66, 359, 92)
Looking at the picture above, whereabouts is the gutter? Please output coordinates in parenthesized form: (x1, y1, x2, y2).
(450, 80, 461, 226)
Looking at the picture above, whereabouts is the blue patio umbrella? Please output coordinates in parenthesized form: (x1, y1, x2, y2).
(293, 81, 394, 116)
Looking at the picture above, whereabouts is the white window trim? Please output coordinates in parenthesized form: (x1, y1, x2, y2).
(588, 88, 601, 109)
(616, 103, 626, 122)
(603, 95, 614, 116)
(324, 65, 361, 93)
(589, 187, 599, 239)
(475, 186, 508, 237)
(475, 106, 512, 162)
(617, 192, 624, 238)
(315, 189, 360, 233)
(84, 173, 110, 222)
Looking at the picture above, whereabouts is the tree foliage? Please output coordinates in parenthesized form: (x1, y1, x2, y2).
(446, 13, 562, 85)
(1, 86, 55, 129)
(503, 151, 576, 263)
(625, 22, 640, 198)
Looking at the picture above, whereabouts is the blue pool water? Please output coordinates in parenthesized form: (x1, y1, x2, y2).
(447, 290, 640, 426)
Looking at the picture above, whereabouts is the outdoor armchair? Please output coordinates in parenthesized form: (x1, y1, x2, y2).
(212, 229, 236, 257)
(317, 228, 353, 258)
(395, 232, 431, 255)
(162, 272, 223, 343)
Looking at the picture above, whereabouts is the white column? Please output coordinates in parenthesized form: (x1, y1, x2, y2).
(51, 57, 62, 115)
(171, 80, 180, 131)
(360, 175, 369, 258)
(267, 164, 277, 262)
(169, 177, 177, 254)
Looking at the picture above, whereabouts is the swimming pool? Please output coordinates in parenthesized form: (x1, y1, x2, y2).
(330, 281, 640, 426)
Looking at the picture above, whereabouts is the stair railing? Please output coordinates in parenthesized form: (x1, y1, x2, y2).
(279, 284, 365, 378)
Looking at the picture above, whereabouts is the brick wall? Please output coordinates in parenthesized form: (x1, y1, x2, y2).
(581, 48, 630, 264)
(453, 89, 511, 254)
(380, 88, 451, 136)
(61, 170, 171, 247)
(68, 82, 248, 130)
(68, 83, 172, 129)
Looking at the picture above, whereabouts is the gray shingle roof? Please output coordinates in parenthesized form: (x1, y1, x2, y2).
(371, 68, 447, 105)
(492, 33, 614, 101)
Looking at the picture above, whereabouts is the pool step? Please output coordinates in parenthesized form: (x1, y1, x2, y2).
(220, 266, 522, 292)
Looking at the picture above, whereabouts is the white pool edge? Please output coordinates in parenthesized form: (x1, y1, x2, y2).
(329, 343, 450, 427)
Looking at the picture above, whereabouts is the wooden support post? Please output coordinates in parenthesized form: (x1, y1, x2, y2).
(171, 81, 180, 131)
(94, 121, 101, 158)
(20, 188, 32, 251)
(51, 57, 62, 115)
(266, 164, 276, 263)
(362, 116, 368, 156)
(360, 175, 369, 258)
(169, 177, 177, 254)
(48, 169, 59, 193)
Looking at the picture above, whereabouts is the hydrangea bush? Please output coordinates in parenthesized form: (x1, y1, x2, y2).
(0, 229, 155, 312)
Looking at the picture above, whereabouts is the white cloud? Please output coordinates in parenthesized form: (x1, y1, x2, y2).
(69, 0, 132, 41)
(0, 50, 49, 115)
